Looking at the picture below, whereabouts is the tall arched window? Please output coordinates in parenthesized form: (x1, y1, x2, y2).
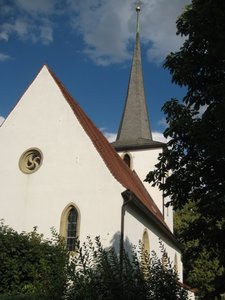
(60, 204, 80, 252)
(67, 207, 78, 251)
(141, 229, 150, 272)
(142, 229, 150, 255)
(123, 153, 131, 168)
(174, 253, 178, 274)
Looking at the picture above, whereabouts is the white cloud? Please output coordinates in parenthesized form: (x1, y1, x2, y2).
(100, 128, 117, 142)
(15, 0, 55, 15)
(0, 0, 190, 65)
(152, 131, 168, 143)
(68, 0, 133, 65)
(0, 116, 5, 126)
(158, 117, 167, 128)
(14, 18, 29, 38)
(0, 31, 9, 41)
(101, 128, 168, 144)
(142, 0, 189, 63)
(39, 24, 53, 44)
(68, 0, 190, 65)
(0, 53, 10, 62)
(0, 0, 56, 45)
(104, 132, 117, 143)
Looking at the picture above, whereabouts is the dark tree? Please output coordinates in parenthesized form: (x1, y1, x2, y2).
(174, 201, 224, 299)
(145, 0, 225, 298)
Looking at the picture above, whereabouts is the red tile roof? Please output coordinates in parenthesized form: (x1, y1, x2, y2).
(46, 65, 173, 237)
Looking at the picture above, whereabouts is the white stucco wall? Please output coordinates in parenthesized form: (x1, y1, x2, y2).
(120, 149, 173, 232)
(0, 66, 123, 248)
(123, 205, 183, 282)
(121, 149, 163, 211)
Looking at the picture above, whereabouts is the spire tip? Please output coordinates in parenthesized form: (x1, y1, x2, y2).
(135, 1, 141, 33)
(136, 6, 141, 12)
(135, 0, 142, 12)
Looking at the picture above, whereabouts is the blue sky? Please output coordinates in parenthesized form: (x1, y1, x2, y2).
(0, 0, 190, 142)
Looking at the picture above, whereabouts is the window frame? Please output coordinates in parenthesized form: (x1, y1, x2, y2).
(60, 203, 80, 252)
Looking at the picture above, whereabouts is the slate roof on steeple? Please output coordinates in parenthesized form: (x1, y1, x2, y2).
(112, 8, 164, 151)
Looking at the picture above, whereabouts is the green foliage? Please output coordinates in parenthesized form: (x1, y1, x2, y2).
(146, 0, 225, 211)
(145, 0, 225, 298)
(0, 221, 68, 300)
(67, 236, 188, 300)
(174, 202, 224, 299)
(0, 223, 188, 300)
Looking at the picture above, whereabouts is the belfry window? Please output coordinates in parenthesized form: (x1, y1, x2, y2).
(66, 207, 78, 251)
(123, 153, 131, 168)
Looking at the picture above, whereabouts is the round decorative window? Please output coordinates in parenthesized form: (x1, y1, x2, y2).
(19, 148, 43, 174)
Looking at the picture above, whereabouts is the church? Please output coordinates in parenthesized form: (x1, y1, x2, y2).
(0, 6, 195, 299)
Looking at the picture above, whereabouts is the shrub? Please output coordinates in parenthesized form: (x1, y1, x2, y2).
(0, 221, 68, 300)
(67, 236, 188, 300)
(0, 222, 188, 300)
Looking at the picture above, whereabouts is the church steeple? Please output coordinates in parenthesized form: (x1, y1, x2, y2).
(112, 4, 163, 150)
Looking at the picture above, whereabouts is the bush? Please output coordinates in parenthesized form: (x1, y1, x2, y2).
(67, 237, 188, 300)
(0, 221, 68, 300)
(0, 222, 188, 300)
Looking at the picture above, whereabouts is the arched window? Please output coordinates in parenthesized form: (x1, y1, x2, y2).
(142, 229, 150, 255)
(60, 204, 80, 252)
(174, 253, 178, 274)
(123, 153, 131, 168)
(141, 229, 150, 272)
(67, 207, 78, 251)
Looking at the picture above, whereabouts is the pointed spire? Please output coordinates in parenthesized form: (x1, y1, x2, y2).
(112, 4, 163, 150)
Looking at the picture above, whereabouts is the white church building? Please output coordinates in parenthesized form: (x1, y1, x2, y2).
(0, 6, 195, 299)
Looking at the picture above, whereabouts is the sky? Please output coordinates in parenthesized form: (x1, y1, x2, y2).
(0, 0, 190, 142)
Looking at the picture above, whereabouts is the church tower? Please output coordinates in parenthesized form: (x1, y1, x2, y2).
(112, 5, 172, 230)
